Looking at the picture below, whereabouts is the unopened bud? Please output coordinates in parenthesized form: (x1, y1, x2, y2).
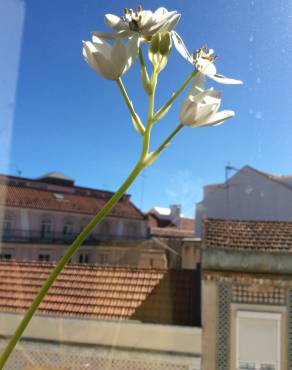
(159, 32, 172, 56)
(149, 34, 160, 55)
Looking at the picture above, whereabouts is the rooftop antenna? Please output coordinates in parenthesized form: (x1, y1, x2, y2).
(10, 164, 22, 177)
(225, 164, 238, 219)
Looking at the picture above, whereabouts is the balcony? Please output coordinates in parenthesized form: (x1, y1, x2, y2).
(0, 229, 146, 245)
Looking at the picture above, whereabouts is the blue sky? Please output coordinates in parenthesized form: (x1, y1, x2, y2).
(2, 0, 292, 216)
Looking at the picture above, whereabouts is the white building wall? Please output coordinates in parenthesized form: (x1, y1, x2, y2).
(195, 167, 292, 236)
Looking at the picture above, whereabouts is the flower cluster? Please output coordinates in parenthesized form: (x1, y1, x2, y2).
(82, 5, 242, 128)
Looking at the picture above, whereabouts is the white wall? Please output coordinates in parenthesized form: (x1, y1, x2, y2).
(195, 167, 292, 236)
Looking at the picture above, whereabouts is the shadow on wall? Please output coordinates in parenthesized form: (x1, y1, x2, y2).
(132, 268, 201, 327)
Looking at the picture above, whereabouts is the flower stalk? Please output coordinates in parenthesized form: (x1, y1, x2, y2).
(116, 78, 145, 135)
(0, 6, 242, 368)
(0, 44, 193, 370)
(153, 70, 197, 122)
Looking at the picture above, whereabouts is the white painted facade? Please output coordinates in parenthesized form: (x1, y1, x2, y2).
(195, 166, 292, 236)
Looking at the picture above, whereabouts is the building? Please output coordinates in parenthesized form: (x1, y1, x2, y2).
(195, 165, 292, 236)
(201, 218, 292, 370)
(147, 205, 199, 269)
(0, 172, 160, 266)
(148, 205, 195, 239)
(0, 260, 202, 370)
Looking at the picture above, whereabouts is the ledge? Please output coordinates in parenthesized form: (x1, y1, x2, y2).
(202, 248, 292, 274)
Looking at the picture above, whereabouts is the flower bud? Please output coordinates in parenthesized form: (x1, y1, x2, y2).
(149, 33, 160, 55)
(148, 32, 172, 74)
(159, 32, 172, 56)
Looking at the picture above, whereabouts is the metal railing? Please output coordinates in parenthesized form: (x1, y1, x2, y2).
(0, 229, 146, 244)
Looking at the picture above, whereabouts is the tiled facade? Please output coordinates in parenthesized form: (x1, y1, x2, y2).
(202, 219, 292, 370)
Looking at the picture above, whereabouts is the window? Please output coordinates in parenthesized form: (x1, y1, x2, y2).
(127, 222, 137, 237)
(0, 253, 12, 260)
(38, 254, 51, 262)
(78, 253, 89, 263)
(63, 220, 74, 239)
(40, 218, 52, 239)
(0, 215, 13, 239)
(236, 311, 281, 370)
(99, 253, 109, 265)
(99, 221, 110, 239)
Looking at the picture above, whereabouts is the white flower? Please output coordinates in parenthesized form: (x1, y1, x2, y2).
(180, 74, 235, 128)
(82, 35, 139, 80)
(93, 6, 180, 40)
(172, 31, 243, 85)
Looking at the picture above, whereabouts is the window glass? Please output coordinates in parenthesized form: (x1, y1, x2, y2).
(237, 312, 280, 370)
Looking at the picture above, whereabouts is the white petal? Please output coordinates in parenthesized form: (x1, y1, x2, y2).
(194, 110, 235, 128)
(160, 14, 181, 32)
(209, 73, 243, 85)
(171, 31, 192, 63)
(105, 14, 128, 31)
(91, 36, 111, 59)
(180, 99, 199, 125)
(83, 42, 101, 73)
(92, 51, 117, 80)
(195, 58, 217, 76)
(124, 36, 139, 73)
(191, 89, 220, 105)
(147, 10, 180, 35)
(92, 30, 132, 40)
(111, 39, 128, 78)
(153, 7, 168, 20)
(187, 72, 206, 95)
(139, 10, 153, 28)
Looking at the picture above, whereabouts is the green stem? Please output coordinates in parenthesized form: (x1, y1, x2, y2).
(138, 48, 152, 95)
(153, 70, 197, 123)
(146, 123, 184, 165)
(154, 123, 184, 156)
(0, 161, 144, 370)
(141, 69, 157, 161)
(116, 78, 145, 135)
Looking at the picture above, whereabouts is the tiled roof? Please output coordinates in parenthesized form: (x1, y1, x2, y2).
(203, 219, 292, 252)
(0, 184, 144, 219)
(180, 217, 195, 230)
(0, 261, 198, 326)
(148, 213, 195, 238)
(150, 226, 195, 238)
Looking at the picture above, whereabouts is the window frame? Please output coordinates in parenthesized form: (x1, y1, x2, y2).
(236, 310, 281, 370)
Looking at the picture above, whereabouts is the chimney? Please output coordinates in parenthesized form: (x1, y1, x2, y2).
(170, 204, 181, 227)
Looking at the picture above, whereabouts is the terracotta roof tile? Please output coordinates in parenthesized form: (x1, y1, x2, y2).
(0, 261, 198, 326)
(148, 213, 195, 238)
(204, 219, 292, 252)
(0, 183, 144, 219)
(150, 226, 195, 238)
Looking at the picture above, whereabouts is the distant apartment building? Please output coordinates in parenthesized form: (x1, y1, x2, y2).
(0, 172, 161, 267)
(195, 165, 292, 236)
(202, 218, 292, 370)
